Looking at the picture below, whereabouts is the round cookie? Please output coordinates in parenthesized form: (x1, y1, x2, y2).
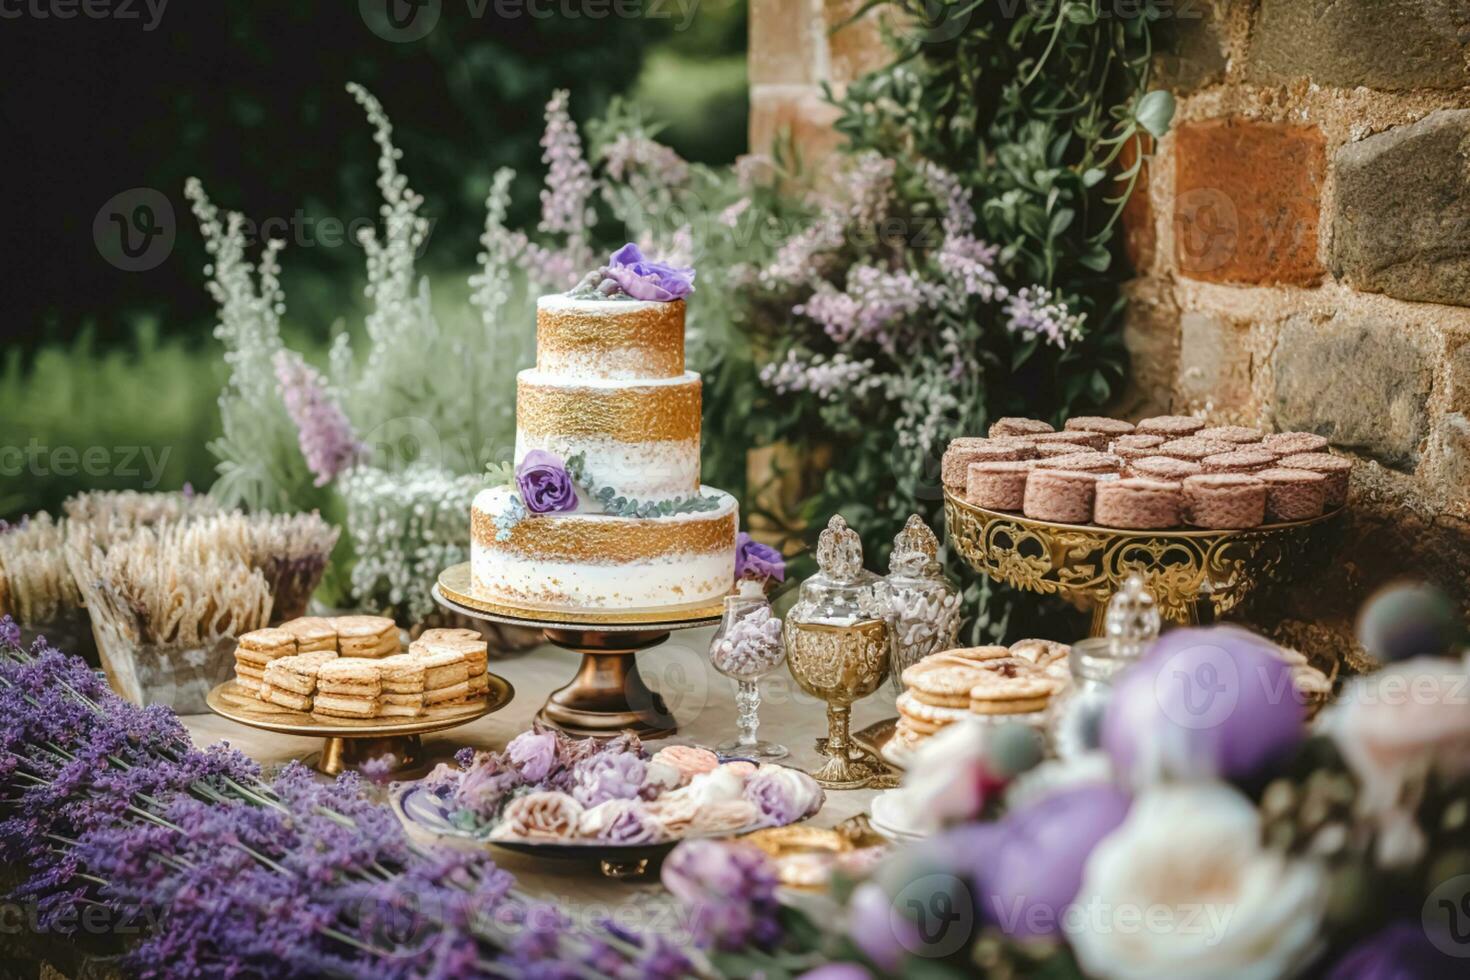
(901, 647, 1012, 708)
(967, 659, 1062, 715)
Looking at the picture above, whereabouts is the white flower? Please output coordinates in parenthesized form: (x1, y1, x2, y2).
(1323, 656, 1470, 867)
(1066, 783, 1326, 980)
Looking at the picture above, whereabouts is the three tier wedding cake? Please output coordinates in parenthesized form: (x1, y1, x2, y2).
(470, 245, 738, 612)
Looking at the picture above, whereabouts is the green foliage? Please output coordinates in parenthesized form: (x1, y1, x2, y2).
(699, 0, 1166, 640)
(0, 324, 221, 518)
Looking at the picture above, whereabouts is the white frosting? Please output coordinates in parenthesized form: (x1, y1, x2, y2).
(470, 485, 737, 612)
(519, 368, 698, 390)
(515, 431, 699, 502)
(537, 294, 670, 316)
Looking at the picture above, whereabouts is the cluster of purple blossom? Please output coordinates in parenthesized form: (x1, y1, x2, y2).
(273, 351, 363, 487)
(1003, 285, 1087, 348)
(759, 349, 879, 401)
(0, 621, 695, 978)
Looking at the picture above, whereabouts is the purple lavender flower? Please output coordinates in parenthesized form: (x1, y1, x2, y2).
(0, 615, 20, 649)
(572, 751, 646, 808)
(274, 351, 363, 486)
(506, 729, 561, 782)
(662, 840, 782, 951)
(1003, 286, 1086, 349)
(604, 243, 695, 302)
(735, 532, 785, 583)
(515, 449, 578, 514)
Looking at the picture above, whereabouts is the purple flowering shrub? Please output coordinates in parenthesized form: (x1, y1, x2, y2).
(0, 621, 693, 978)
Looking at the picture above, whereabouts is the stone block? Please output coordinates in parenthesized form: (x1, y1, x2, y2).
(1272, 314, 1433, 469)
(1177, 310, 1253, 411)
(1247, 0, 1470, 91)
(1174, 119, 1326, 286)
(1331, 110, 1470, 308)
(1154, 0, 1228, 92)
(1114, 282, 1181, 419)
(749, 85, 844, 162)
(750, 0, 821, 86)
(824, 0, 892, 84)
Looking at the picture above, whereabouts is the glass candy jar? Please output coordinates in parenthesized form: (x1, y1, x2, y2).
(1049, 575, 1161, 760)
(880, 514, 961, 694)
(784, 515, 892, 789)
(709, 580, 788, 760)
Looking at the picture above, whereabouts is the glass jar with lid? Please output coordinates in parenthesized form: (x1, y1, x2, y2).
(879, 514, 961, 695)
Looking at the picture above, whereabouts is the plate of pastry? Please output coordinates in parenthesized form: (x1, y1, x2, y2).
(393, 729, 825, 864)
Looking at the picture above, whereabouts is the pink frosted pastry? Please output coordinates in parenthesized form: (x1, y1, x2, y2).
(1157, 437, 1234, 462)
(493, 791, 583, 840)
(1277, 453, 1352, 508)
(1196, 425, 1264, 445)
(990, 417, 1054, 438)
(652, 745, 720, 784)
(1023, 469, 1100, 523)
(1264, 431, 1329, 455)
(966, 460, 1033, 511)
(1257, 467, 1328, 522)
(1065, 416, 1134, 436)
(720, 760, 758, 779)
(1201, 449, 1277, 474)
(1111, 433, 1164, 451)
(1043, 451, 1122, 473)
(1136, 415, 1205, 437)
(1183, 474, 1267, 529)
(942, 438, 1035, 490)
(1094, 478, 1183, 530)
(1126, 455, 1203, 482)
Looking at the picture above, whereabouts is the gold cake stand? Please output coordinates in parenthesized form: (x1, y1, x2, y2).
(943, 489, 1342, 635)
(206, 677, 514, 776)
(433, 563, 723, 740)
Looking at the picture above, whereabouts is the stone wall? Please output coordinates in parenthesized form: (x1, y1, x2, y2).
(1121, 0, 1470, 661)
(749, 0, 1470, 661)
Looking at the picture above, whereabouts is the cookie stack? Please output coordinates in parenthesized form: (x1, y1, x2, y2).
(314, 659, 383, 720)
(260, 651, 335, 711)
(947, 415, 1352, 531)
(233, 628, 297, 697)
(893, 641, 1070, 752)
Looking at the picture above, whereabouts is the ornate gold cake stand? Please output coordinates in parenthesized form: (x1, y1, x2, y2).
(205, 676, 514, 776)
(943, 489, 1342, 635)
(433, 563, 722, 739)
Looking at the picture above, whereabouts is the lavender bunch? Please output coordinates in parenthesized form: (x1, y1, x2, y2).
(0, 621, 699, 978)
(274, 351, 363, 487)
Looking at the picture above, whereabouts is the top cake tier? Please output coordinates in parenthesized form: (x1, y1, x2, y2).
(536, 295, 685, 380)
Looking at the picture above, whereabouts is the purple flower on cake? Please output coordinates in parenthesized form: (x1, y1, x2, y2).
(506, 730, 561, 782)
(734, 532, 786, 583)
(515, 450, 578, 514)
(604, 243, 695, 302)
(572, 750, 647, 808)
(744, 765, 824, 825)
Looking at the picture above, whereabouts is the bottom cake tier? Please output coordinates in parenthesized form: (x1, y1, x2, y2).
(470, 485, 738, 611)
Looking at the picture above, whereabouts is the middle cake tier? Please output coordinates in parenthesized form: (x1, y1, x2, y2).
(515, 369, 702, 502)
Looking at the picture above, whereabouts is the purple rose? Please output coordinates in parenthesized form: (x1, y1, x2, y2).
(571, 751, 646, 808)
(588, 800, 664, 845)
(515, 450, 577, 514)
(978, 783, 1130, 938)
(604, 243, 695, 302)
(506, 730, 560, 783)
(743, 767, 822, 825)
(1103, 625, 1306, 785)
(735, 532, 785, 583)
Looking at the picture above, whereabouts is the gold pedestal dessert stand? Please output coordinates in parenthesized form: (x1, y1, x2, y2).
(205, 676, 514, 777)
(943, 489, 1342, 635)
(433, 563, 722, 740)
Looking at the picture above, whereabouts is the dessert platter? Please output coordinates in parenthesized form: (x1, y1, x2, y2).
(393, 730, 824, 877)
(436, 246, 740, 738)
(942, 415, 1347, 633)
(854, 638, 1070, 771)
(207, 616, 513, 775)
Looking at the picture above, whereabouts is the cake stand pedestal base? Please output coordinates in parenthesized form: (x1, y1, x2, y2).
(315, 734, 423, 777)
(433, 564, 724, 741)
(536, 630, 677, 739)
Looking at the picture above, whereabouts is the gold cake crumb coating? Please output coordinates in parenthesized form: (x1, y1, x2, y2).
(537, 300, 685, 378)
(472, 506, 735, 562)
(516, 376, 701, 443)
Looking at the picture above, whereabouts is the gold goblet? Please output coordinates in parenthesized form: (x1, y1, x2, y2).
(784, 617, 891, 789)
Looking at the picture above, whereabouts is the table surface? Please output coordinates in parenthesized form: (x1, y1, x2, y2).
(180, 626, 899, 914)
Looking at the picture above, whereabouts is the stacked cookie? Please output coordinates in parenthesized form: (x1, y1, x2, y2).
(894, 640, 1070, 752)
(945, 415, 1352, 531)
(230, 616, 490, 720)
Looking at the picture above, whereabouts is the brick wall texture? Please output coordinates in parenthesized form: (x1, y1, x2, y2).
(750, 0, 1470, 663)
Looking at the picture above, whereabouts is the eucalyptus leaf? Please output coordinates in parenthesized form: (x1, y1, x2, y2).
(1135, 89, 1175, 138)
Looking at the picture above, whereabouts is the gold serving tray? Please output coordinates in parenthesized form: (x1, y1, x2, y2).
(436, 562, 723, 630)
(205, 675, 514, 775)
(944, 489, 1342, 635)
